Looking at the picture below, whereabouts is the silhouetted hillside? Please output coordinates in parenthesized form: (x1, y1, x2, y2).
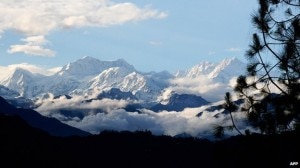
(0, 96, 89, 136)
(0, 115, 49, 138)
(1, 96, 299, 168)
(0, 115, 214, 167)
(213, 132, 300, 168)
(0, 114, 298, 168)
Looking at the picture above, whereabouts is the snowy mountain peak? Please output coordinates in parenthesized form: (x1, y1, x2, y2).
(216, 57, 241, 68)
(0, 68, 40, 97)
(177, 57, 246, 83)
(186, 61, 216, 77)
(2, 68, 36, 84)
(11, 67, 33, 76)
(58, 56, 135, 77)
(208, 57, 246, 82)
(81, 55, 95, 60)
(1, 56, 246, 103)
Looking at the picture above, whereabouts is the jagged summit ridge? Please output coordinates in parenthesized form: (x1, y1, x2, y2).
(0, 56, 245, 102)
(0, 56, 168, 101)
(0, 68, 43, 97)
(177, 57, 246, 82)
(186, 61, 216, 77)
(57, 56, 135, 77)
(208, 57, 246, 82)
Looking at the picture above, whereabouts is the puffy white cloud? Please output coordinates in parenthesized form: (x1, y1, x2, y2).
(7, 35, 56, 57)
(0, 0, 167, 57)
(8, 44, 56, 57)
(21, 35, 49, 45)
(0, 0, 167, 35)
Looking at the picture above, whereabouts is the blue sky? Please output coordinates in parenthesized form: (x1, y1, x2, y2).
(0, 0, 257, 72)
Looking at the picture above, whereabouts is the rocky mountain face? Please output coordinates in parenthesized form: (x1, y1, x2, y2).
(150, 93, 210, 112)
(97, 88, 137, 100)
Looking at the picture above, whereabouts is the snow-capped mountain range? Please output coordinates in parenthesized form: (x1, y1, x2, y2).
(176, 57, 246, 82)
(0, 56, 245, 103)
(0, 56, 249, 136)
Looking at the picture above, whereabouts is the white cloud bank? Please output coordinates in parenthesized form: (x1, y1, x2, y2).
(0, 0, 167, 56)
(162, 76, 233, 102)
(7, 35, 55, 57)
(34, 94, 253, 139)
(65, 104, 250, 139)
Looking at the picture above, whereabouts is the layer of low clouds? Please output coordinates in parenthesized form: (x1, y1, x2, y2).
(36, 95, 129, 116)
(33, 78, 254, 139)
(35, 95, 252, 139)
(0, 0, 167, 57)
(164, 76, 233, 102)
(69, 108, 252, 139)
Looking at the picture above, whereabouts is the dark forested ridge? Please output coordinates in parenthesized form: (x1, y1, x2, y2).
(0, 96, 89, 137)
(0, 114, 299, 168)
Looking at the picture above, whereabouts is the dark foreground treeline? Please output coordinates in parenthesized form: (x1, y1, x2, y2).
(1, 115, 299, 168)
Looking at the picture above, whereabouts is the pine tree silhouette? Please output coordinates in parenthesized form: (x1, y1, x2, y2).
(234, 0, 300, 134)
